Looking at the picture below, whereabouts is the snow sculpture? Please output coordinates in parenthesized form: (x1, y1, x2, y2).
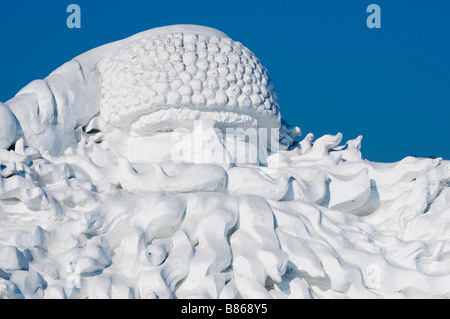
(0, 25, 449, 300)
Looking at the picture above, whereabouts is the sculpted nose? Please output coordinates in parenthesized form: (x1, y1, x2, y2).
(0, 103, 17, 149)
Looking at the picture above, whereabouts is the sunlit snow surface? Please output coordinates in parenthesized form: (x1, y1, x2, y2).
(1, 25, 449, 299)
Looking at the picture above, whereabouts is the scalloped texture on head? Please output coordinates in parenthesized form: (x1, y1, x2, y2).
(98, 25, 281, 133)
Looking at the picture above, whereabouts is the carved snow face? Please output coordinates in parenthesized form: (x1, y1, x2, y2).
(97, 31, 281, 137)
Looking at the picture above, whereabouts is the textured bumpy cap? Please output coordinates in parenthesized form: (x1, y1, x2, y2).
(0, 102, 17, 149)
(98, 25, 281, 133)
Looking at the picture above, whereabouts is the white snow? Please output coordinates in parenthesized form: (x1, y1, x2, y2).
(0, 103, 16, 149)
(0, 25, 449, 299)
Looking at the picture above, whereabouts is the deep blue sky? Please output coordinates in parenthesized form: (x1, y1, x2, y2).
(1, 0, 449, 162)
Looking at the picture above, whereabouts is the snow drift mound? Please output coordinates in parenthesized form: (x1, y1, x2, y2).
(0, 25, 450, 299)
